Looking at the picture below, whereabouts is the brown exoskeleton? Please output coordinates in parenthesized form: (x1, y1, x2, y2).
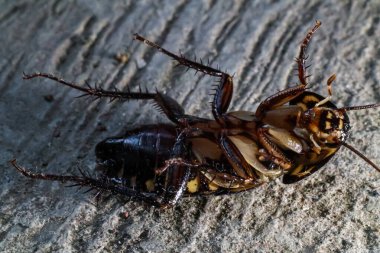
(11, 21, 380, 207)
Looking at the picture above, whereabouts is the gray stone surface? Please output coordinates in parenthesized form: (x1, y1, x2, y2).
(1, 1, 379, 252)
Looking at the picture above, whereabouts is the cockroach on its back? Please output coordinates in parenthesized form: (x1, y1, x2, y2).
(11, 21, 380, 207)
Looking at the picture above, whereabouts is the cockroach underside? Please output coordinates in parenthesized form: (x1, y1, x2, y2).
(11, 21, 380, 207)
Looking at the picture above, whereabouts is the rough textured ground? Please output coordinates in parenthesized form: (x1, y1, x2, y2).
(1, 1, 379, 252)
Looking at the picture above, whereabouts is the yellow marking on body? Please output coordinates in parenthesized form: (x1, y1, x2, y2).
(338, 119, 343, 129)
(145, 179, 155, 192)
(325, 147, 337, 157)
(187, 176, 200, 193)
(326, 111, 333, 119)
(325, 121, 332, 130)
(229, 183, 261, 192)
(290, 164, 305, 176)
(297, 103, 308, 111)
(303, 95, 320, 104)
(309, 123, 319, 134)
(315, 96, 331, 107)
(290, 147, 338, 177)
(208, 182, 219, 191)
(297, 166, 314, 177)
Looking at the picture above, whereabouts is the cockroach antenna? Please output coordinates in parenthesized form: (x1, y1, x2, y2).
(342, 142, 380, 173)
(337, 102, 380, 173)
(340, 103, 380, 112)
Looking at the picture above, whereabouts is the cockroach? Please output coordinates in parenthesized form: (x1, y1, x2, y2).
(11, 21, 380, 207)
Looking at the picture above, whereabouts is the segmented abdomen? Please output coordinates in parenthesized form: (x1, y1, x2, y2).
(95, 124, 178, 192)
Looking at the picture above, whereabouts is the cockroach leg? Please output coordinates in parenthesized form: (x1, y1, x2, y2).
(10, 159, 165, 207)
(201, 168, 256, 189)
(10, 159, 86, 182)
(133, 34, 227, 78)
(134, 34, 265, 176)
(133, 34, 235, 125)
(22, 72, 189, 124)
(212, 74, 234, 125)
(255, 84, 307, 119)
(256, 21, 321, 119)
(165, 167, 191, 207)
(257, 128, 292, 170)
(309, 134, 322, 154)
(155, 158, 201, 175)
(219, 135, 253, 179)
(159, 129, 203, 206)
(296, 20, 321, 85)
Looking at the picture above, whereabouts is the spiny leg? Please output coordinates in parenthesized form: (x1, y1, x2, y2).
(23, 72, 186, 124)
(158, 128, 203, 207)
(220, 134, 283, 180)
(155, 158, 197, 207)
(219, 135, 256, 179)
(10, 159, 165, 207)
(158, 158, 261, 195)
(214, 76, 292, 178)
(216, 22, 322, 175)
(134, 34, 228, 78)
(212, 75, 234, 124)
(133, 34, 235, 125)
(255, 84, 307, 119)
(296, 20, 321, 86)
(257, 128, 292, 170)
(201, 168, 262, 190)
(256, 21, 322, 119)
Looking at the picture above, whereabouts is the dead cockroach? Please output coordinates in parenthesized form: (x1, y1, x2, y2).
(11, 21, 380, 207)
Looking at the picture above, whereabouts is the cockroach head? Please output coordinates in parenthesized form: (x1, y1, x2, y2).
(298, 106, 350, 146)
(298, 100, 380, 173)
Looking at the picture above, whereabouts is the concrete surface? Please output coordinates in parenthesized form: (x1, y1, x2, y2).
(0, 1, 379, 252)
